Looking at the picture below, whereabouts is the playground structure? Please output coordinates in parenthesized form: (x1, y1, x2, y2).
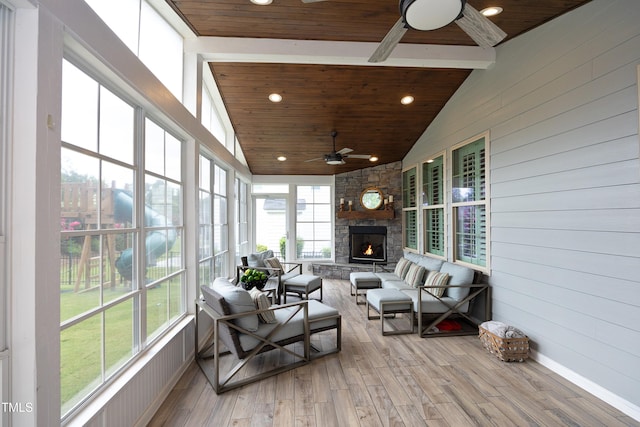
(60, 182, 177, 292)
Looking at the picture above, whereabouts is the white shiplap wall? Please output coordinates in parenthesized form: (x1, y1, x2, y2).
(403, 0, 640, 416)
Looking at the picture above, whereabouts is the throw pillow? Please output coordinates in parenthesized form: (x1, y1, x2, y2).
(404, 263, 426, 288)
(393, 257, 412, 280)
(423, 271, 449, 298)
(248, 288, 277, 323)
(263, 257, 283, 274)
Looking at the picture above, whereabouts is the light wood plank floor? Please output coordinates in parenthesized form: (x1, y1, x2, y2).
(148, 279, 639, 427)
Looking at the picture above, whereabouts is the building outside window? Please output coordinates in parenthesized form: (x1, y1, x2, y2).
(59, 59, 186, 417)
(402, 166, 418, 250)
(422, 154, 445, 257)
(452, 134, 489, 268)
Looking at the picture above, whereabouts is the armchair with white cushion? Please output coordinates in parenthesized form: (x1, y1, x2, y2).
(238, 250, 322, 304)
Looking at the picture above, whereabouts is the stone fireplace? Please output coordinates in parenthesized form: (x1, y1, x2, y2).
(312, 161, 403, 279)
(349, 226, 386, 264)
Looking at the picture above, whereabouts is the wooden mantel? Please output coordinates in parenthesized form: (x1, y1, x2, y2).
(337, 208, 394, 220)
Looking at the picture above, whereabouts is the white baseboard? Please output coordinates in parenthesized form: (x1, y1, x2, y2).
(531, 350, 640, 421)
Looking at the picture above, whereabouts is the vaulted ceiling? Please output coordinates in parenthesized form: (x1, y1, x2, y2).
(166, 0, 591, 175)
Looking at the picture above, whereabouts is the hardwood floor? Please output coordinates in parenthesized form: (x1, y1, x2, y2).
(148, 279, 638, 427)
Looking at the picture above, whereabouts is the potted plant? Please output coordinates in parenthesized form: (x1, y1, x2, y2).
(239, 268, 269, 290)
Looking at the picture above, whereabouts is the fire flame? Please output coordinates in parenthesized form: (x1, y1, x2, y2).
(364, 245, 373, 256)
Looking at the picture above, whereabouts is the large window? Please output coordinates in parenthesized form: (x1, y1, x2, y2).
(422, 154, 445, 257)
(198, 156, 229, 283)
(213, 165, 229, 277)
(201, 85, 228, 150)
(60, 60, 185, 417)
(402, 166, 418, 250)
(235, 178, 249, 262)
(452, 135, 488, 267)
(144, 118, 185, 341)
(85, 0, 183, 100)
(296, 185, 332, 260)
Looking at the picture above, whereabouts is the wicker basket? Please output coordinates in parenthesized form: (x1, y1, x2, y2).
(479, 326, 529, 362)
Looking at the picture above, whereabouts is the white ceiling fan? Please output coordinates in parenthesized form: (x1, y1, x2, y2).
(302, 0, 507, 63)
(305, 131, 373, 165)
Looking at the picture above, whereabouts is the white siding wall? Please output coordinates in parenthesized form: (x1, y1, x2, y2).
(404, 0, 640, 416)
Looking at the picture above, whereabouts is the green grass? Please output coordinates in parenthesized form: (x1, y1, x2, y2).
(60, 278, 183, 414)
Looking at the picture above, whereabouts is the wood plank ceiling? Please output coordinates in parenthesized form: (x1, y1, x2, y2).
(166, 0, 592, 175)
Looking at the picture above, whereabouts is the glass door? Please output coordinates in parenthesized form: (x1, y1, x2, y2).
(253, 195, 289, 261)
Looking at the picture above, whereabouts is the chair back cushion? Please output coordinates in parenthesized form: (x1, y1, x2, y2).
(423, 271, 449, 297)
(439, 262, 474, 300)
(247, 250, 274, 268)
(200, 284, 245, 358)
(393, 257, 412, 279)
(210, 277, 259, 332)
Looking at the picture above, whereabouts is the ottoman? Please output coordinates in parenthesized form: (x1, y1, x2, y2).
(366, 288, 414, 335)
(283, 274, 322, 303)
(349, 272, 382, 305)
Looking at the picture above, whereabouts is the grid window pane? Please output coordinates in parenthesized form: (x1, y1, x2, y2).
(105, 301, 134, 377)
(403, 167, 417, 208)
(61, 61, 98, 152)
(455, 205, 486, 266)
(99, 87, 134, 164)
(404, 210, 417, 250)
(60, 312, 102, 414)
(424, 208, 444, 256)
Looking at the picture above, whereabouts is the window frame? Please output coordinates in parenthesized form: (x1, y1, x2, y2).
(450, 132, 490, 273)
(421, 152, 447, 259)
(59, 58, 187, 419)
(295, 185, 332, 261)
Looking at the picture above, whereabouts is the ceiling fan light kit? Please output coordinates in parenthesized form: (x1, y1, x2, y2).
(400, 0, 465, 31)
(305, 131, 373, 166)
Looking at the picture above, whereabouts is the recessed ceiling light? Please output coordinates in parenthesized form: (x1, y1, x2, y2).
(401, 95, 414, 105)
(277, 156, 287, 161)
(426, 159, 435, 163)
(369, 156, 379, 162)
(250, 0, 272, 5)
(268, 93, 282, 103)
(480, 6, 503, 17)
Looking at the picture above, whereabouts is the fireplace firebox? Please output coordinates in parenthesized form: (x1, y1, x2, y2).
(349, 226, 387, 264)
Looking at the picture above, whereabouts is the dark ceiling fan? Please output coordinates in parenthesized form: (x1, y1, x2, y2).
(302, 0, 507, 63)
(305, 131, 373, 165)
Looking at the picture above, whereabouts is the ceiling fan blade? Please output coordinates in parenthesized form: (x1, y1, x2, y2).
(304, 157, 324, 162)
(344, 154, 371, 159)
(337, 147, 353, 155)
(455, 3, 507, 48)
(368, 18, 408, 63)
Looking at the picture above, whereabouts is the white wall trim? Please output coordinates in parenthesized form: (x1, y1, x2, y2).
(531, 350, 640, 421)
